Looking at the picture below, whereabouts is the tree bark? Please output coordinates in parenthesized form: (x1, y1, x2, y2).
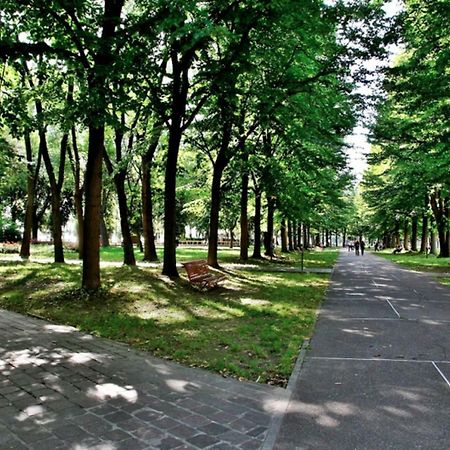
(430, 191, 450, 257)
(264, 195, 275, 257)
(38, 128, 65, 263)
(20, 132, 39, 259)
(68, 126, 84, 258)
(411, 216, 418, 252)
(281, 218, 288, 253)
(82, 0, 125, 290)
(252, 188, 262, 259)
(82, 124, 104, 289)
(162, 50, 187, 277)
(207, 154, 227, 268)
(394, 221, 400, 247)
(106, 115, 135, 265)
(420, 214, 428, 253)
(141, 139, 159, 262)
(288, 219, 294, 251)
(403, 219, 410, 251)
(239, 171, 249, 261)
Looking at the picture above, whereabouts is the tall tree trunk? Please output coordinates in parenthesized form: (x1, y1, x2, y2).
(430, 191, 450, 258)
(431, 230, 438, 255)
(239, 171, 249, 261)
(229, 228, 234, 248)
(82, 124, 104, 290)
(252, 189, 262, 259)
(403, 219, 410, 251)
(116, 172, 136, 265)
(288, 219, 294, 251)
(297, 223, 302, 248)
(420, 214, 428, 253)
(105, 115, 135, 266)
(141, 131, 160, 262)
(293, 220, 297, 249)
(162, 118, 183, 277)
(303, 224, 308, 248)
(265, 195, 275, 257)
(38, 128, 65, 263)
(68, 126, 84, 258)
(20, 132, 39, 259)
(343, 227, 347, 247)
(100, 213, 109, 247)
(207, 156, 227, 268)
(82, 0, 125, 289)
(281, 218, 288, 253)
(394, 221, 400, 247)
(411, 216, 418, 251)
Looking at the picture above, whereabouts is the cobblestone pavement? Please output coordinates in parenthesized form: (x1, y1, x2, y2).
(0, 310, 288, 450)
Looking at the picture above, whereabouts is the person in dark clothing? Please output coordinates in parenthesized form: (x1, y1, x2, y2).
(360, 240, 365, 256)
(354, 240, 360, 256)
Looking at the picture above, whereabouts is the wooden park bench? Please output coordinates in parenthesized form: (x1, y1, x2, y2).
(182, 260, 225, 290)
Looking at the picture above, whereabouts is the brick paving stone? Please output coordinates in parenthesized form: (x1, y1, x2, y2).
(71, 413, 114, 435)
(110, 437, 150, 450)
(186, 433, 221, 448)
(246, 425, 267, 438)
(239, 439, 265, 450)
(98, 428, 132, 441)
(241, 411, 271, 426)
(31, 436, 65, 450)
(152, 416, 180, 430)
(209, 411, 237, 424)
(132, 424, 166, 441)
(182, 414, 211, 428)
(116, 417, 146, 432)
(134, 407, 163, 421)
(199, 422, 230, 436)
(209, 443, 237, 450)
(228, 419, 258, 433)
(0, 309, 284, 450)
(104, 410, 134, 423)
(169, 423, 198, 439)
(217, 430, 250, 446)
(158, 436, 186, 449)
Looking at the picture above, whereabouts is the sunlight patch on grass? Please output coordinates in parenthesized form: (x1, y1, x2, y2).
(0, 260, 330, 386)
(376, 251, 450, 273)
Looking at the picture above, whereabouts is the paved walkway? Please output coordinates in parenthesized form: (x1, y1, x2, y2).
(0, 310, 288, 450)
(273, 250, 450, 449)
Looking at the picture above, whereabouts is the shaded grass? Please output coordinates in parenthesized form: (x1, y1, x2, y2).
(3, 244, 339, 269)
(0, 260, 329, 386)
(375, 251, 450, 273)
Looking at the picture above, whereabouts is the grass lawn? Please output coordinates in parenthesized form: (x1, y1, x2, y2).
(1, 243, 339, 269)
(374, 250, 450, 273)
(0, 253, 335, 386)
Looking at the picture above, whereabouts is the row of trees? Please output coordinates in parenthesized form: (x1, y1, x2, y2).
(0, 0, 390, 289)
(363, 0, 450, 257)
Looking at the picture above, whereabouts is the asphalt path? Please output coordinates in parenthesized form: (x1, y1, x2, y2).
(273, 250, 450, 450)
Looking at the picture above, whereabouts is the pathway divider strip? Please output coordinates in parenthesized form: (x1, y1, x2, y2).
(432, 362, 450, 388)
(385, 299, 401, 318)
(310, 356, 450, 364)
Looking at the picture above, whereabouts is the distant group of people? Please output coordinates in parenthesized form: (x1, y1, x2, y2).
(347, 239, 366, 256)
(374, 241, 384, 252)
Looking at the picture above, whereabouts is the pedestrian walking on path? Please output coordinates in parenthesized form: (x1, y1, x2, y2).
(360, 239, 365, 255)
(273, 249, 450, 450)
